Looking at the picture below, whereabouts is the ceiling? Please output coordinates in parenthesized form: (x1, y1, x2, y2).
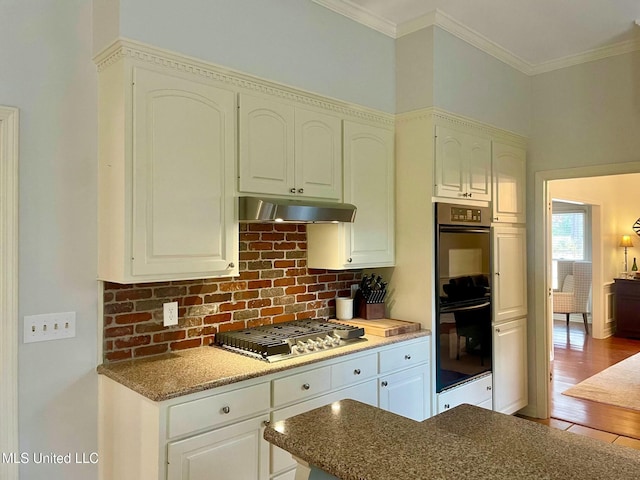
(313, 0, 640, 74)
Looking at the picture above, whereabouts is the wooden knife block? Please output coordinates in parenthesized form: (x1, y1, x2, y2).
(358, 302, 385, 320)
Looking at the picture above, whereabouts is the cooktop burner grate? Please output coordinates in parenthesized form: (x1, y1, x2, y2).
(214, 319, 365, 362)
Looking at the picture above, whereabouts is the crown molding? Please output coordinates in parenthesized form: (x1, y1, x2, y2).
(94, 38, 395, 126)
(313, 2, 640, 75)
(402, 9, 534, 75)
(311, 0, 396, 37)
(532, 37, 640, 75)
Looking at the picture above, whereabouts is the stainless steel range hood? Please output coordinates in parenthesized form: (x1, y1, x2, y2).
(239, 196, 357, 223)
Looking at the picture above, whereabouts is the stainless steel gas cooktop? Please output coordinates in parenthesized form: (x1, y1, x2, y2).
(214, 319, 365, 362)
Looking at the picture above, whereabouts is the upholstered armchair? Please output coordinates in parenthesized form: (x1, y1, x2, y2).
(553, 260, 592, 334)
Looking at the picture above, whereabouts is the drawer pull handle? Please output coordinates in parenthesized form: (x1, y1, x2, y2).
(381, 381, 388, 387)
(221, 406, 231, 414)
(302, 383, 310, 390)
(354, 369, 361, 375)
(405, 354, 411, 360)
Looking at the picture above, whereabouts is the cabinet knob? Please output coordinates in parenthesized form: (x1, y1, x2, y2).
(221, 406, 230, 414)
(495, 328, 501, 333)
(487, 386, 492, 391)
(381, 381, 388, 387)
(494, 217, 499, 221)
(297, 188, 304, 194)
(302, 383, 310, 390)
(347, 257, 353, 263)
(290, 187, 296, 193)
(468, 193, 472, 198)
(262, 420, 271, 427)
(495, 272, 500, 276)
(354, 369, 361, 375)
(228, 262, 235, 269)
(404, 354, 411, 360)
(444, 403, 450, 409)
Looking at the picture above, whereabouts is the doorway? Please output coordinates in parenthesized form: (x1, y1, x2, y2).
(532, 164, 640, 421)
(0, 105, 19, 480)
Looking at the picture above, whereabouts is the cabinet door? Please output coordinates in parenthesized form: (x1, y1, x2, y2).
(238, 94, 295, 196)
(132, 67, 237, 278)
(493, 317, 527, 414)
(466, 134, 491, 201)
(379, 364, 430, 421)
(167, 415, 269, 480)
(295, 108, 342, 200)
(342, 121, 395, 267)
(493, 226, 527, 323)
(434, 125, 466, 199)
(492, 142, 526, 223)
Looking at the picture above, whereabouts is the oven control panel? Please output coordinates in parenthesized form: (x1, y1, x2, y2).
(450, 207, 482, 222)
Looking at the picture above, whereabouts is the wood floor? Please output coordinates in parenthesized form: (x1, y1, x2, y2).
(551, 319, 640, 439)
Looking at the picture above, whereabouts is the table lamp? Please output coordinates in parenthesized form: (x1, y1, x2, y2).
(620, 235, 634, 273)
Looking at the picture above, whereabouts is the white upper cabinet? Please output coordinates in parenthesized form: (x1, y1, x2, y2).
(434, 125, 491, 202)
(98, 62, 238, 283)
(307, 121, 394, 269)
(239, 94, 342, 200)
(492, 225, 527, 323)
(492, 142, 526, 224)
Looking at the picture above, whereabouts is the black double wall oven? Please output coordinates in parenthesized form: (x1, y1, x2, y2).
(435, 203, 492, 393)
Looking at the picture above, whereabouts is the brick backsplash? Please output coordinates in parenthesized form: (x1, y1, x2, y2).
(103, 223, 362, 362)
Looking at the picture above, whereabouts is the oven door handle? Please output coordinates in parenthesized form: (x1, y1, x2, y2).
(441, 301, 490, 313)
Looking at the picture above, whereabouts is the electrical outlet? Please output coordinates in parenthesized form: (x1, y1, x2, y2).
(24, 312, 76, 343)
(163, 302, 179, 327)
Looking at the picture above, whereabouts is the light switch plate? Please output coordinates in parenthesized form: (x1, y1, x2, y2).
(24, 312, 76, 343)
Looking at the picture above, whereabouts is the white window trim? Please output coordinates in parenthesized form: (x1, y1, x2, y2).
(0, 105, 19, 480)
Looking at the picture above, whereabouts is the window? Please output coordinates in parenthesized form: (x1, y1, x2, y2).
(551, 201, 591, 289)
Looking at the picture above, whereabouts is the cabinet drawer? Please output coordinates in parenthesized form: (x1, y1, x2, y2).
(272, 365, 331, 407)
(379, 340, 429, 374)
(168, 382, 270, 438)
(331, 353, 377, 389)
(437, 374, 493, 413)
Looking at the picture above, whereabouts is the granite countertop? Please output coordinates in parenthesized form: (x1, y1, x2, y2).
(97, 329, 430, 401)
(264, 399, 640, 480)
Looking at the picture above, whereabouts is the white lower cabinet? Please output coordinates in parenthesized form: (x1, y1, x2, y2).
(379, 365, 430, 421)
(436, 374, 493, 414)
(167, 415, 269, 480)
(99, 337, 430, 480)
(493, 317, 528, 414)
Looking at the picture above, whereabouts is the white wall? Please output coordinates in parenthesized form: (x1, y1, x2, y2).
(0, 1, 98, 479)
(433, 27, 531, 136)
(100, 0, 396, 113)
(396, 26, 434, 113)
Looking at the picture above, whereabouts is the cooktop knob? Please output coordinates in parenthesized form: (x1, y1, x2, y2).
(296, 341, 307, 353)
(306, 340, 316, 351)
(315, 337, 325, 348)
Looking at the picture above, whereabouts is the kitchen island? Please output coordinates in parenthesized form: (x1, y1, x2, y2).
(264, 399, 640, 480)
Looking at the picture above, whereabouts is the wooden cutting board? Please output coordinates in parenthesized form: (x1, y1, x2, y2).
(331, 318, 421, 337)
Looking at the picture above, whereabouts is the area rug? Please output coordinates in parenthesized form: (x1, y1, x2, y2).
(562, 353, 640, 411)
